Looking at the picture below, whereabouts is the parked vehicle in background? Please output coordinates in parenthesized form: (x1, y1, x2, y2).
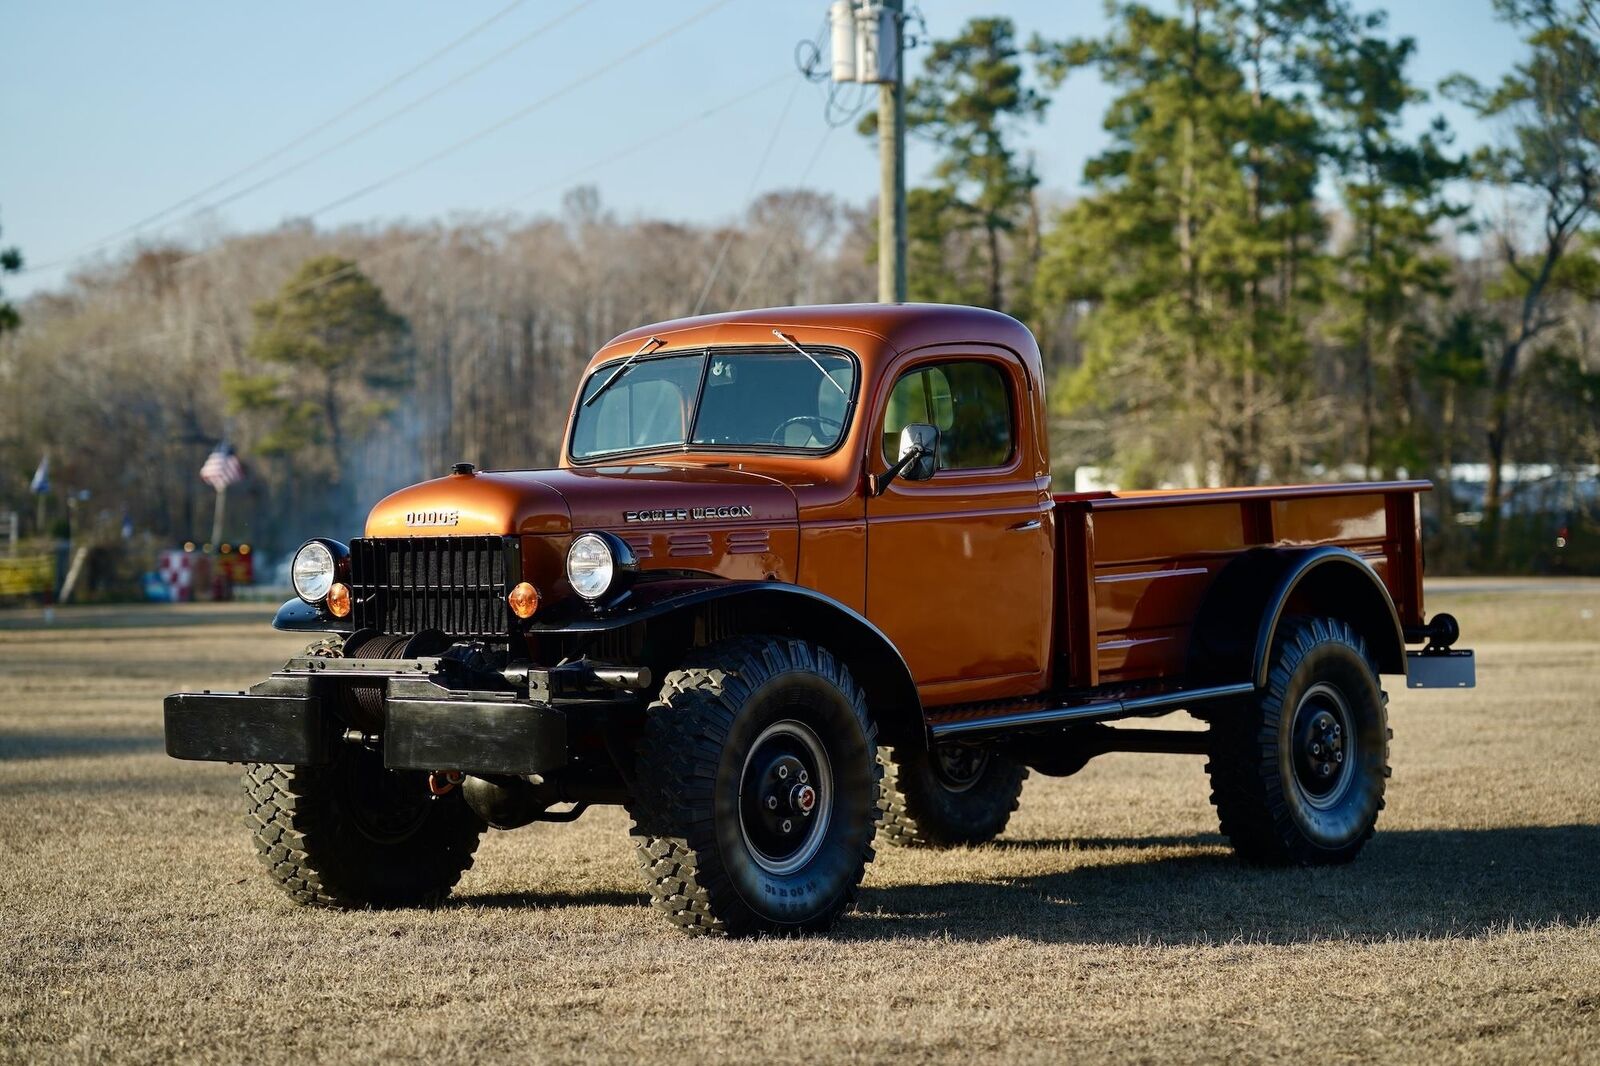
(166, 304, 1474, 936)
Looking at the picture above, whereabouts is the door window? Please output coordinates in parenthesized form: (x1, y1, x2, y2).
(881, 360, 1013, 470)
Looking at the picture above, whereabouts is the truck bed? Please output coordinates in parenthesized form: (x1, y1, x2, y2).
(1052, 481, 1429, 689)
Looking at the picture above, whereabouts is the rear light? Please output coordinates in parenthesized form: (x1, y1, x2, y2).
(508, 581, 540, 619)
(326, 582, 352, 618)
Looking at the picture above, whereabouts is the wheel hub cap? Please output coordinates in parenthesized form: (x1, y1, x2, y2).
(739, 720, 833, 875)
(1291, 682, 1357, 809)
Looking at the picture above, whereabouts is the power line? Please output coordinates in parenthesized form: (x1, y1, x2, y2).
(272, 69, 792, 308)
(729, 121, 838, 308)
(305, 0, 739, 221)
(66, 70, 792, 358)
(690, 77, 805, 315)
(27, 0, 545, 273)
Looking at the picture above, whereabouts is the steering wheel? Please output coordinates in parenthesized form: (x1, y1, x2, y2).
(768, 415, 843, 446)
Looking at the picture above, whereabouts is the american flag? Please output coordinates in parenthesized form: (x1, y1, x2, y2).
(200, 443, 245, 492)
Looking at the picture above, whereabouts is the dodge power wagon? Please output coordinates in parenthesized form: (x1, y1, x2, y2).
(165, 304, 1475, 936)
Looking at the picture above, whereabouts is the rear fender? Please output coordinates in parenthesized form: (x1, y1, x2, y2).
(1189, 546, 1407, 686)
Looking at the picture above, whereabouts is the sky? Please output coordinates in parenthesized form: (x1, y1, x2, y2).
(1, 1, 1524, 298)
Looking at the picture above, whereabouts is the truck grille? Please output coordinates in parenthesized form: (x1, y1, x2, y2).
(349, 536, 521, 639)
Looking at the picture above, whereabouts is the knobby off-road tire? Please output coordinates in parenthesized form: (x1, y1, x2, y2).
(242, 639, 485, 908)
(627, 637, 881, 936)
(878, 744, 1028, 848)
(1206, 616, 1391, 866)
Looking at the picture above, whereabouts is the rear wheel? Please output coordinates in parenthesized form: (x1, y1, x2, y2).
(878, 743, 1028, 848)
(241, 638, 484, 908)
(1206, 616, 1390, 865)
(627, 637, 881, 936)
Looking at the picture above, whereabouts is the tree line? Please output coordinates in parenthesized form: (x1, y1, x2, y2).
(1, 0, 1597, 573)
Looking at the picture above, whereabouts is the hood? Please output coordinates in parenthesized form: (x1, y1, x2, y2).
(364, 463, 796, 538)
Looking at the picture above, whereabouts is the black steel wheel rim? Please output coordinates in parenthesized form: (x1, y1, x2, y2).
(738, 719, 833, 875)
(340, 749, 433, 844)
(1290, 681, 1357, 810)
(931, 743, 991, 793)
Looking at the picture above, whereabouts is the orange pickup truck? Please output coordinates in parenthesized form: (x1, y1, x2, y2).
(166, 304, 1473, 936)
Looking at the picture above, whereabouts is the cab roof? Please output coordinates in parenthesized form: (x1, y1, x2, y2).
(595, 303, 1041, 371)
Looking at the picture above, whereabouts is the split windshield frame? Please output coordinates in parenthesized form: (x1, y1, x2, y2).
(567, 342, 862, 464)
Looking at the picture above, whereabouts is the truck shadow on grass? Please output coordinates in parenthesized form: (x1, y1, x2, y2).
(848, 825, 1600, 945)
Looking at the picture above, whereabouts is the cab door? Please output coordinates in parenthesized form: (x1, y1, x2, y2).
(865, 352, 1052, 705)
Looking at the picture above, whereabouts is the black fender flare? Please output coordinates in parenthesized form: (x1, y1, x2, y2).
(532, 580, 926, 748)
(271, 598, 350, 634)
(1189, 546, 1407, 686)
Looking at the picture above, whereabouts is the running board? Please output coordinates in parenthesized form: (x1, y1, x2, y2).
(927, 681, 1256, 740)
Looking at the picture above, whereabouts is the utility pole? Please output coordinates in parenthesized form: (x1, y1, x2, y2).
(877, 0, 906, 304)
(831, 0, 906, 303)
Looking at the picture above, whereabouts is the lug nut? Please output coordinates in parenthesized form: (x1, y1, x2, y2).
(781, 819, 793, 833)
(766, 796, 778, 810)
(799, 770, 809, 784)
(1311, 743, 1321, 755)
(778, 766, 788, 779)
(1335, 751, 1344, 763)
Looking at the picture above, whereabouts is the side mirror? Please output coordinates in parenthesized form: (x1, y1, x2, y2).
(898, 423, 940, 482)
(872, 423, 941, 495)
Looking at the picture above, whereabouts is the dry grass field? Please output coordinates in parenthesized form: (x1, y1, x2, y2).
(2, 584, 1598, 1064)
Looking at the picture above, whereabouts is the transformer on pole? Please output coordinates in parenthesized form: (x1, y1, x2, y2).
(830, 0, 905, 303)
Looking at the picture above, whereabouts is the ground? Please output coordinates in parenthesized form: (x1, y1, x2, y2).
(2, 583, 1597, 1064)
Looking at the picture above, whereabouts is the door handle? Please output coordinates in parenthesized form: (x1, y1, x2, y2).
(1008, 518, 1042, 532)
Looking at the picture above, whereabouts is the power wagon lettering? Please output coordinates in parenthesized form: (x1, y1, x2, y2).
(624, 504, 754, 523)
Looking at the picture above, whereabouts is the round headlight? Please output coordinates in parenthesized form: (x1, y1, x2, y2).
(566, 533, 615, 600)
(292, 541, 336, 603)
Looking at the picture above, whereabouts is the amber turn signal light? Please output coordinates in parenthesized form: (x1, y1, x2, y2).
(507, 581, 539, 620)
(326, 582, 352, 619)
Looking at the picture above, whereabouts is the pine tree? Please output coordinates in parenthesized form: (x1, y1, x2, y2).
(1319, 20, 1466, 477)
(862, 17, 1050, 312)
(227, 256, 410, 482)
(1034, 1, 1332, 485)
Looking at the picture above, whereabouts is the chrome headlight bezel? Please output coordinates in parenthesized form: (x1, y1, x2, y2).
(291, 538, 348, 604)
(565, 531, 637, 602)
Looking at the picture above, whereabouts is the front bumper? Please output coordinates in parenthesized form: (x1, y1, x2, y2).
(162, 656, 637, 775)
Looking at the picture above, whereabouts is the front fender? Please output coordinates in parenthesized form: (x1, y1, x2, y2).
(531, 579, 926, 748)
(271, 598, 351, 635)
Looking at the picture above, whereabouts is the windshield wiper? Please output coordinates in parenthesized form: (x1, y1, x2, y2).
(772, 330, 848, 396)
(583, 335, 665, 407)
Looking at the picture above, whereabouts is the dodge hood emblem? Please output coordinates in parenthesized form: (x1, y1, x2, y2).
(406, 509, 460, 527)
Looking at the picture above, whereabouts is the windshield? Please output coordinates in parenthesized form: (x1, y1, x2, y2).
(570, 347, 856, 461)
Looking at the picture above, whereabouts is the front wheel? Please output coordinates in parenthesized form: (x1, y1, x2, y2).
(627, 637, 881, 936)
(1206, 616, 1390, 865)
(242, 637, 484, 908)
(243, 747, 485, 907)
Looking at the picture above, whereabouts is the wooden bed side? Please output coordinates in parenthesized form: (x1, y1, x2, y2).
(1053, 481, 1430, 687)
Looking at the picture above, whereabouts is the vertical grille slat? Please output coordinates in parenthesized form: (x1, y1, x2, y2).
(348, 535, 518, 639)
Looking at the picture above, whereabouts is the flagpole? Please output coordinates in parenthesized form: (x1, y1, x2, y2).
(210, 484, 226, 547)
(35, 493, 45, 537)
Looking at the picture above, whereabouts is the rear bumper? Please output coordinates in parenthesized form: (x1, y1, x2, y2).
(163, 662, 573, 775)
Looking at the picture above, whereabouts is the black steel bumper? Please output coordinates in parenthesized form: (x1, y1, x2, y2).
(162, 656, 635, 775)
